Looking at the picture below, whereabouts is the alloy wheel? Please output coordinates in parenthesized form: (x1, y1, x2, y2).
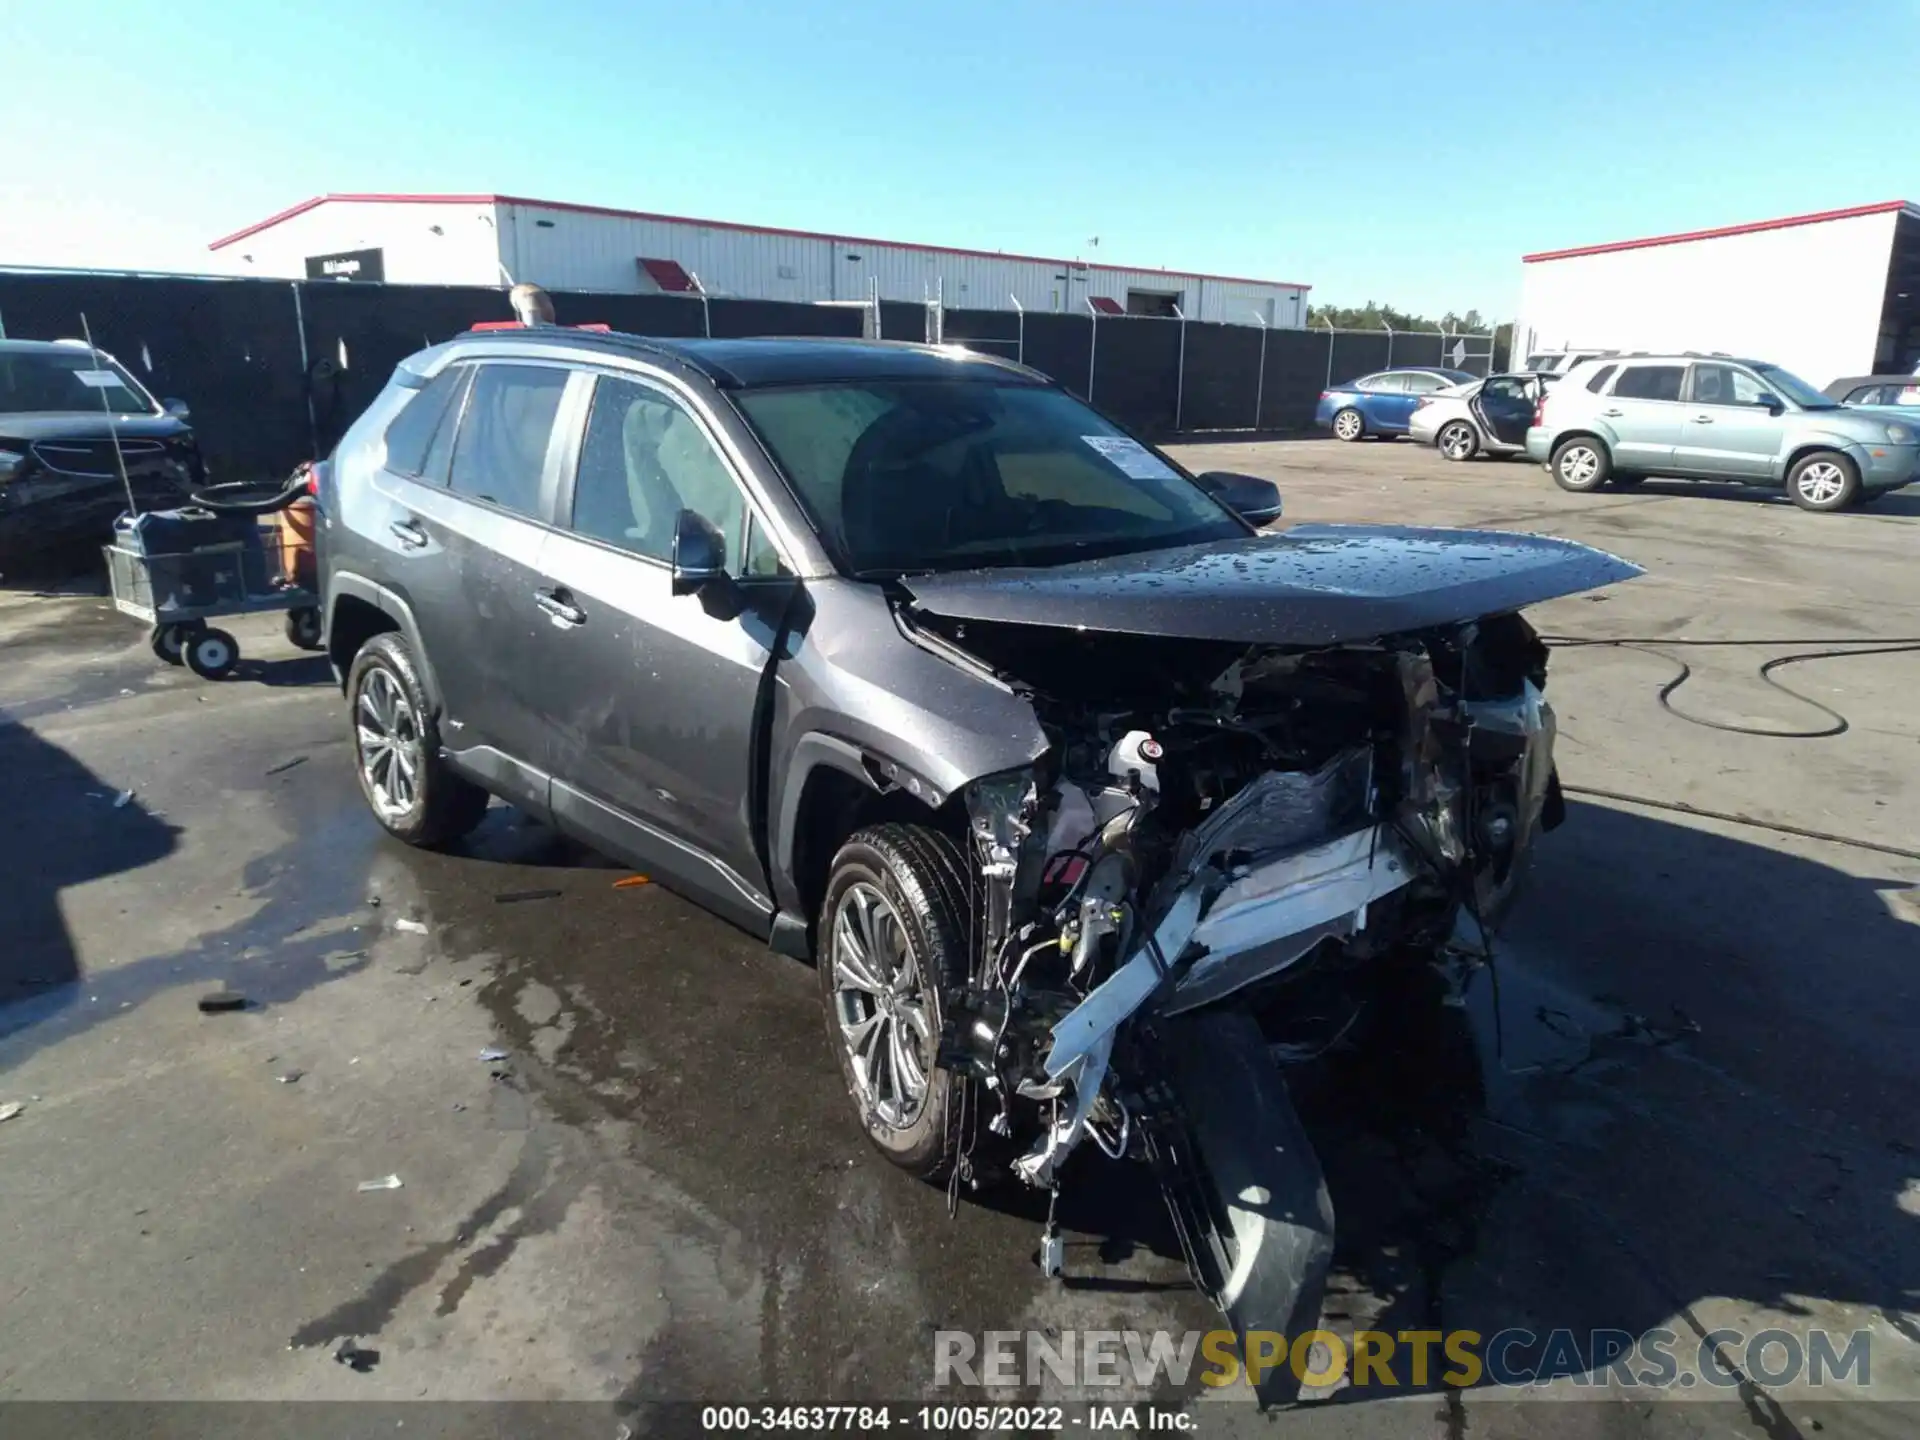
(1333, 410, 1362, 441)
(1559, 446, 1599, 486)
(1797, 461, 1846, 506)
(829, 881, 933, 1130)
(1440, 423, 1475, 460)
(356, 666, 423, 819)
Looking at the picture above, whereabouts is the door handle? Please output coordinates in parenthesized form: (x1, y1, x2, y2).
(535, 587, 586, 627)
(389, 519, 428, 549)
(1599, 408, 1624, 418)
(1691, 414, 1714, 423)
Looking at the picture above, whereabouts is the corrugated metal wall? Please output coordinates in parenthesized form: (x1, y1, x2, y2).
(1516, 211, 1901, 388)
(499, 203, 1305, 326)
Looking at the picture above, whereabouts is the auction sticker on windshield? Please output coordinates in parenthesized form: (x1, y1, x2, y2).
(1082, 434, 1179, 480)
(72, 370, 122, 388)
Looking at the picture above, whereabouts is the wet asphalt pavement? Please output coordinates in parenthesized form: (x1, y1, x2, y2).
(2, 444, 1919, 1438)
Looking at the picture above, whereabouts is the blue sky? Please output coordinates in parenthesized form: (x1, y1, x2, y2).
(1, 0, 1913, 317)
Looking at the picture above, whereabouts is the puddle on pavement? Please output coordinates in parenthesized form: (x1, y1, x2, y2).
(324, 794, 1701, 1403)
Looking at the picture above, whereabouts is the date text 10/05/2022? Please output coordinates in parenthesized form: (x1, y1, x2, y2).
(700, 1406, 1192, 1432)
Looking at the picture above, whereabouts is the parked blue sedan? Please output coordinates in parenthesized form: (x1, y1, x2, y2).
(1316, 367, 1479, 441)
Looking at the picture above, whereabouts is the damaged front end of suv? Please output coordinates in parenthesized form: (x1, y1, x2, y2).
(876, 526, 1639, 1402)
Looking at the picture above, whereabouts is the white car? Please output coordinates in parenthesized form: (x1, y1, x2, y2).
(1408, 372, 1558, 461)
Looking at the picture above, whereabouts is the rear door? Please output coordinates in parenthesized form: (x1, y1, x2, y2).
(536, 370, 797, 933)
(404, 360, 575, 811)
(1359, 372, 1412, 430)
(1599, 363, 1687, 472)
(1674, 362, 1786, 481)
(1472, 374, 1536, 446)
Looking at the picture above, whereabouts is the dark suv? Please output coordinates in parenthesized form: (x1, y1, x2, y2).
(0, 339, 204, 557)
(318, 330, 1634, 1394)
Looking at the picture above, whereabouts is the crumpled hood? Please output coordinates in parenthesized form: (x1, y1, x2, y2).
(900, 524, 1640, 646)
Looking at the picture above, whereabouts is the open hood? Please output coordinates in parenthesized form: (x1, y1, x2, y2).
(900, 524, 1640, 647)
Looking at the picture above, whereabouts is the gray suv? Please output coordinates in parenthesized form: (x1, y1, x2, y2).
(1526, 354, 1920, 510)
(317, 330, 1635, 1398)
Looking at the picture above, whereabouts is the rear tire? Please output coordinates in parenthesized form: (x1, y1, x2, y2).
(346, 633, 490, 847)
(150, 624, 187, 666)
(1550, 436, 1611, 492)
(285, 605, 324, 651)
(1787, 451, 1861, 512)
(819, 822, 975, 1181)
(1437, 421, 1479, 461)
(1331, 408, 1365, 442)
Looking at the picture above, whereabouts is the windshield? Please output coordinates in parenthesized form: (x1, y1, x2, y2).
(0, 349, 156, 416)
(732, 380, 1245, 576)
(1752, 364, 1837, 410)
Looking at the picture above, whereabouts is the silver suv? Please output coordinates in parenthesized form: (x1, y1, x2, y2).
(1526, 354, 1920, 511)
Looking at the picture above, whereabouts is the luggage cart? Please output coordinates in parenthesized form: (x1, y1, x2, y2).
(103, 472, 323, 681)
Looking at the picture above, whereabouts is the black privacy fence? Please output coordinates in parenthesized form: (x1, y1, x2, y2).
(0, 269, 1500, 482)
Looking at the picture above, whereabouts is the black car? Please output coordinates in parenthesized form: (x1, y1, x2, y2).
(317, 331, 1637, 1401)
(0, 339, 204, 558)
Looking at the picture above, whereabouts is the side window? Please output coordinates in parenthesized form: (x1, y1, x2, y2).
(1689, 364, 1768, 406)
(1845, 385, 1887, 405)
(383, 365, 467, 478)
(1483, 377, 1526, 403)
(1611, 366, 1684, 401)
(1402, 373, 1448, 395)
(1585, 364, 1617, 393)
(570, 376, 750, 569)
(742, 513, 790, 578)
(447, 364, 569, 518)
(420, 367, 473, 485)
(1363, 373, 1406, 393)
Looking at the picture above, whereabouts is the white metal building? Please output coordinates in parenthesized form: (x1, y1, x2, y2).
(207, 193, 1311, 327)
(1516, 200, 1920, 387)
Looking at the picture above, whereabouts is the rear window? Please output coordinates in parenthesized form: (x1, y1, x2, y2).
(1585, 364, 1617, 393)
(1611, 366, 1684, 401)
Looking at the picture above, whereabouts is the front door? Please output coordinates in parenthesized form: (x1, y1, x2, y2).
(536, 371, 796, 933)
(1599, 363, 1688, 472)
(1674, 362, 1788, 481)
(1473, 374, 1536, 446)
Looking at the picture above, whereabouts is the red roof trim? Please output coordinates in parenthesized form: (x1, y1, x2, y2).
(208, 192, 1313, 291)
(1522, 200, 1916, 263)
(1088, 296, 1125, 314)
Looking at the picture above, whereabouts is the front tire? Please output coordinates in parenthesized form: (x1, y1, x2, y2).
(346, 633, 490, 847)
(1331, 408, 1365, 442)
(184, 627, 240, 680)
(1550, 436, 1611, 492)
(819, 823, 975, 1180)
(1437, 421, 1479, 461)
(1787, 451, 1861, 512)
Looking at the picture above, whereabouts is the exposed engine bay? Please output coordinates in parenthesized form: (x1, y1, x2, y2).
(915, 608, 1563, 1395)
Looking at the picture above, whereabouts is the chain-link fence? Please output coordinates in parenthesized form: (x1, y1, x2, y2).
(0, 267, 1506, 482)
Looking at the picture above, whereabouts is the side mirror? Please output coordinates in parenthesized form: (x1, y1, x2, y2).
(1753, 393, 1784, 415)
(1193, 470, 1284, 527)
(162, 398, 191, 420)
(670, 508, 729, 597)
